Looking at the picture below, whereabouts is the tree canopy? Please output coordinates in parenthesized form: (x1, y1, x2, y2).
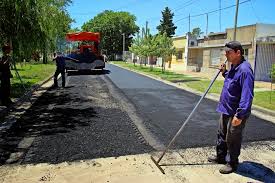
(0, 0, 73, 62)
(156, 7, 177, 37)
(82, 10, 139, 58)
(190, 27, 204, 38)
(130, 31, 175, 68)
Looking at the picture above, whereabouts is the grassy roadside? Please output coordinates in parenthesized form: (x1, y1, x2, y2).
(111, 61, 275, 111)
(10, 62, 56, 98)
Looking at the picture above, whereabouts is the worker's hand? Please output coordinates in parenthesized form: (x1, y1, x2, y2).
(232, 116, 242, 126)
(219, 63, 226, 73)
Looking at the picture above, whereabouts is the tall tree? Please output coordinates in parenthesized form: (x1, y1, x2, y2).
(0, 0, 72, 63)
(154, 33, 175, 71)
(130, 32, 175, 72)
(82, 10, 139, 59)
(156, 7, 177, 37)
(191, 27, 204, 38)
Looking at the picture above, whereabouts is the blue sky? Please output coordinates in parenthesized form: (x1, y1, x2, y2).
(67, 0, 275, 36)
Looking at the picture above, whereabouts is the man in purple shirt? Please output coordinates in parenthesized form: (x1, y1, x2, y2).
(208, 41, 254, 174)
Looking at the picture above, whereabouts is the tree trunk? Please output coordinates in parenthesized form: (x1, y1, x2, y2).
(149, 56, 153, 71)
(162, 57, 166, 72)
(43, 49, 48, 64)
(144, 57, 147, 66)
(168, 59, 172, 68)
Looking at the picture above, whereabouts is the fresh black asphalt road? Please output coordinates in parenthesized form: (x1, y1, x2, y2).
(1, 63, 274, 165)
(106, 64, 275, 149)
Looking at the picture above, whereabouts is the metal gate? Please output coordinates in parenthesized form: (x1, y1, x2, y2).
(255, 43, 275, 81)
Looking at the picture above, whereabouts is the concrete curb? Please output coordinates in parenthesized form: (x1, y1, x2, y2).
(0, 76, 53, 118)
(110, 63, 275, 119)
(0, 74, 56, 131)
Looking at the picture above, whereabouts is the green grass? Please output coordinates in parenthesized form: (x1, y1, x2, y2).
(112, 61, 275, 111)
(10, 62, 56, 98)
(185, 80, 224, 94)
(112, 61, 201, 82)
(254, 91, 275, 110)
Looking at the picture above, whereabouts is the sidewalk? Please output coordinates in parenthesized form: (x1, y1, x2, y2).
(165, 67, 274, 91)
(164, 67, 275, 119)
(0, 141, 274, 183)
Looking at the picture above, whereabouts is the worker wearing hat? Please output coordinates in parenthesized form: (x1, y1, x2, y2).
(208, 41, 254, 174)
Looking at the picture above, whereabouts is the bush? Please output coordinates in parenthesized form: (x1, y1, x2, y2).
(272, 64, 275, 80)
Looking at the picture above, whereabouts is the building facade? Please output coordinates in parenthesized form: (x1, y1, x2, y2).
(170, 23, 275, 81)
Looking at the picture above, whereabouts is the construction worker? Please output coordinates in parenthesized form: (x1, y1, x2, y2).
(0, 44, 13, 107)
(53, 52, 67, 88)
(208, 41, 254, 174)
(53, 52, 79, 88)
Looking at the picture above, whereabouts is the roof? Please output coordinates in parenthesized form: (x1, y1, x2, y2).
(66, 32, 100, 42)
(207, 32, 226, 37)
(189, 41, 252, 49)
(172, 35, 186, 40)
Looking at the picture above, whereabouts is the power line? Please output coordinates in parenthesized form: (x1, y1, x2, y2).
(174, 0, 200, 12)
(249, 0, 261, 22)
(174, 0, 250, 23)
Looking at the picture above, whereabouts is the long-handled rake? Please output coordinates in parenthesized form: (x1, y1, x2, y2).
(151, 60, 227, 174)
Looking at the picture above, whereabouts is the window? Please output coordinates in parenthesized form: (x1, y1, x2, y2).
(243, 48, 249, 60)
(210, 49, 221, 65)
(177, 51, 183, 60)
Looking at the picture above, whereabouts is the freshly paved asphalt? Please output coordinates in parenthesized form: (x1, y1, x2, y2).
(1, 63, 275, 165)
(106, 64, 275, 149)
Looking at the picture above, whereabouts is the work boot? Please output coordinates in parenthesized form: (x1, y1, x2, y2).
(208, 155, 226, 164)
(219, 163, 238, 174)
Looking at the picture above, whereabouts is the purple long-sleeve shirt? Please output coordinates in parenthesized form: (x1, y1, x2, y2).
(217, 59, 254, 119)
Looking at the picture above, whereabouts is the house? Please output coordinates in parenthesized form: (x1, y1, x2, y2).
(172, 23, 275, 81)
(166, 35, 188, 71)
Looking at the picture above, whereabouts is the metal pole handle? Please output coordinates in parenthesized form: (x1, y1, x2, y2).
(156, 60, 228, 164)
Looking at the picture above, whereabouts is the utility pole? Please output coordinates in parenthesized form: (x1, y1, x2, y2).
(122, 33, 125, 61)
(233, 0, 240, 41)
(145, 21, 148, 37)
(188, 14, 191, 33)
(206, 13, 208, 36)
(219, 0, 221, 32)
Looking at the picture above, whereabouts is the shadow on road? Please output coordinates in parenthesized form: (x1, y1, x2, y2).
(236, 161, 275, 182)
(0, 89, 98, 165)
(67, 69, 111, 76)
(0, 78, 154, 165)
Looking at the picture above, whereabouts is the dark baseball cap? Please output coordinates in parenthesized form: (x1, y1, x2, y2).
(224, 41, 244, 54)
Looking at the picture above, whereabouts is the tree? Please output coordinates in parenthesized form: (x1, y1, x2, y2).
(191, 27, 204, 38)
(82, 10, 139, 60)
(130, 32, 175, 72)
(156, 7, 177, 37)
(154, 33, 175, 72)
(0, 0, 73, 63)
(68, 27, 81, 33)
